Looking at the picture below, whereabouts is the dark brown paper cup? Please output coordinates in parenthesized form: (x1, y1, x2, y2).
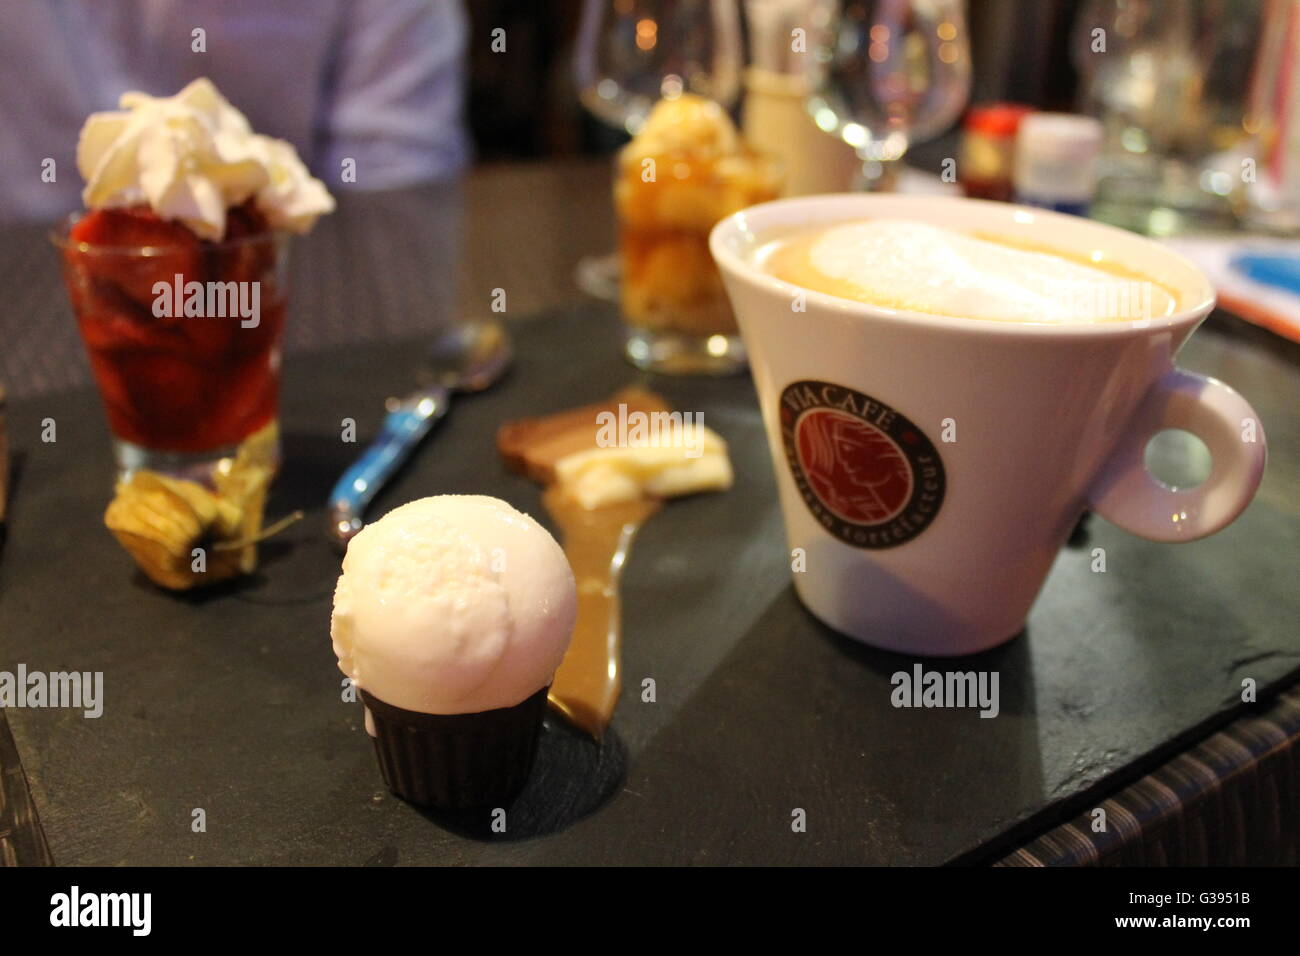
(359, 687, 549, 810)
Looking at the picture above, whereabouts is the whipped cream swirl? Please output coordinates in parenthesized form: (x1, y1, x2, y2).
(76, 78, 335, 240)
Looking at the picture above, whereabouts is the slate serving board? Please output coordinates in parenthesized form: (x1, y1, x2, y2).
(2, 303, 1298, 865)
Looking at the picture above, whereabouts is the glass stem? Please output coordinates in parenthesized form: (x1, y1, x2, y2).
(854, 155, 902, 193)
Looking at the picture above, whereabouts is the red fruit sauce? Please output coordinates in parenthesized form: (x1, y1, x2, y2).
(61, 204, 286, 453)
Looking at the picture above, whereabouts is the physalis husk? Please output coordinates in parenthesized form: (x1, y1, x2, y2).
(103, 424, 280, 590)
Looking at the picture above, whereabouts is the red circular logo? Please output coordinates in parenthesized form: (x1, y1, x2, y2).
(796, 409, 913, 525)
(781, 381, 945, 549)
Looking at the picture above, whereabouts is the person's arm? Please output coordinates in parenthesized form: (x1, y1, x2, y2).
(317, 0, 471, 189)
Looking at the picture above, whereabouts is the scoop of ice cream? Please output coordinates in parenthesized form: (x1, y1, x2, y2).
(799, 219, 1177, 323)
(77, 77, 335, 240)
(331, 496, 576, 717)
(624, 93, 740, 161)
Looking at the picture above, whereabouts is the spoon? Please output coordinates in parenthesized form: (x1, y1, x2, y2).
(327, 320, 512, 551)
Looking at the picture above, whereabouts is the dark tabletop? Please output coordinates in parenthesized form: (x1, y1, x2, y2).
(1, 162, 1298, 865)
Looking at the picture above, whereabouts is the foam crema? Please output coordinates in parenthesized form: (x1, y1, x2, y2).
(759, 219, 1178, 324)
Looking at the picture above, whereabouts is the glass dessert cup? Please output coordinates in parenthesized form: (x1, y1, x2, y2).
(615, 148, 781, 376)
(52, 214, 290, 483)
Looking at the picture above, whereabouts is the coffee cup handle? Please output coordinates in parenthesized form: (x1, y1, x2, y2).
(1088, 368, 1267, 542)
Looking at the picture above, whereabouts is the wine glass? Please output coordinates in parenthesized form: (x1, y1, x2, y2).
(805, 0, 972, 190)
(573, 0, 743, 299)
(1070, 0, 1268, 233)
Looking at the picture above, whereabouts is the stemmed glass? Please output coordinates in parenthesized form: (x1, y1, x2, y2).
(805, 0, 972, 190)
(572, 0, 743, 299)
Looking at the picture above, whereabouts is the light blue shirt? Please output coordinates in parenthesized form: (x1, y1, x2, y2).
(0, 0, 471, 223)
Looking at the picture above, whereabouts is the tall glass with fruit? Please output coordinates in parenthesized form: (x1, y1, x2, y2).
(50, 79, 334, 592)
(615, 94, 781, 375)
(52, 79, 333, 484)
(55, 204, 290, 480)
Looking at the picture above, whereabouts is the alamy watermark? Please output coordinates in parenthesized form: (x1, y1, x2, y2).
(0, 664, 103, 717)
(152, 274, 260, 328)
(50, 886, 150, 936)
(595, 402, 706, 458)
(1061, 278, 1157, 322)
(891, 664, 999, 718)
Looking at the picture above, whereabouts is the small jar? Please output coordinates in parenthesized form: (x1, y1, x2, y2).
(959, 103, 1034, 202)
(1013, 113, 1104, 216)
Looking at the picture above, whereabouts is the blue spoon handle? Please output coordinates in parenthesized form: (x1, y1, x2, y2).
(328, 385, 452, 549)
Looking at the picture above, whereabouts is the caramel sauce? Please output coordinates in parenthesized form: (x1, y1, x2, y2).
(498, 389, 680, 739)
(542, 485, 661, 738)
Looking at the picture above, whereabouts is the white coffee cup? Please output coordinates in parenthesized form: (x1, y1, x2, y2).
(710, 194, 1267, 655)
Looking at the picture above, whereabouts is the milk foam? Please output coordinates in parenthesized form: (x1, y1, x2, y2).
(801, 219, 1175, 323)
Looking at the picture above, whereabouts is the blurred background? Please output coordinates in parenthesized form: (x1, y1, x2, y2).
(3, 0, 1291, 235)
(464, 0, 1289, 237)
(3, 0, 1298, 386)
(470, 0, 1087, 159)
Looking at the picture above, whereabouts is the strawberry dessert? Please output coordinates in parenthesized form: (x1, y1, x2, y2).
(58, 79, 334, 459)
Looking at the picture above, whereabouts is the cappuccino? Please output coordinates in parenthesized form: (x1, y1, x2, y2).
(759, 219, 1178, 324)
